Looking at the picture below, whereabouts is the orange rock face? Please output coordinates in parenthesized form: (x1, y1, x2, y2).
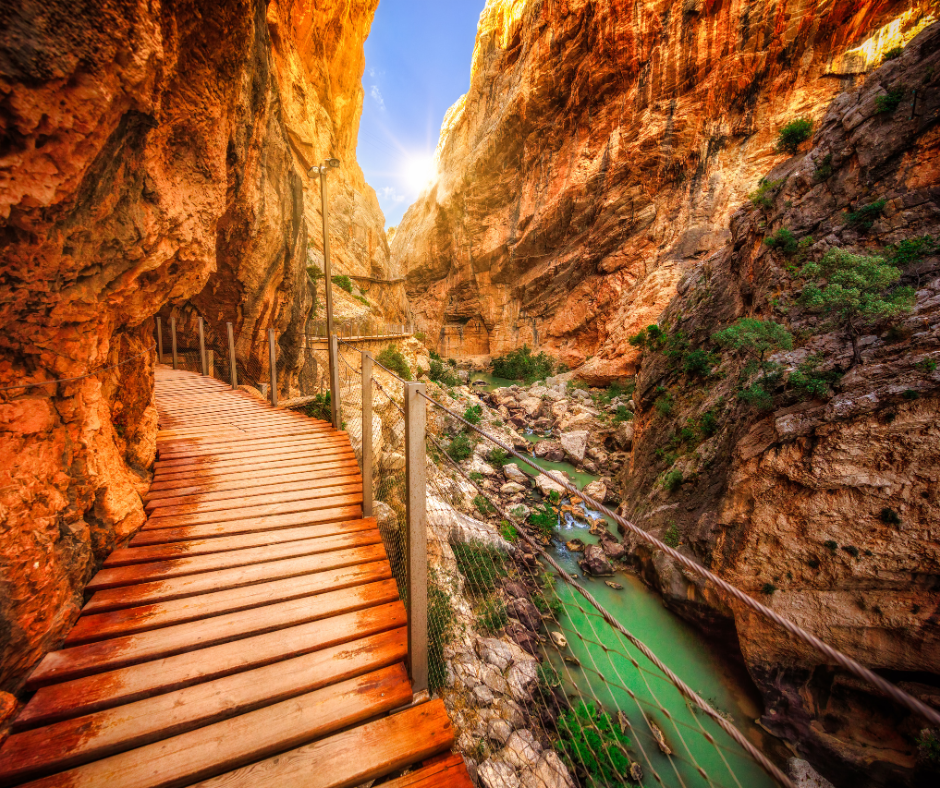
(0, 0, 384, 690)
(393, 0, 936, 375)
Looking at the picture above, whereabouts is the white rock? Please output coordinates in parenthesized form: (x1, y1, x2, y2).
(467, 456, 498, 476)
(582, 480, 607, 504)
(560, 430, 589, 463)
(427, 496, 510, 552)
(506, 659, 540, 702)
(473, 684, 496, 705)
(788, 758, 836, 788)
(496, 697, 526, 728)
(500, 482, 527, 495)
(488, 718, 513, 746)
(520, 751, 576, 788)
(502, 729, 542, 770)
(383, 451, 405, 471)
(476, 637, 514, 670)
(534, 474, 567, 497)
(615, 420, 634, 449)
(527, 385, 550, 399)
(483, 666, 511, 695)
(550, 631, 568, 648)
(550, 400, 569, 420)
(503, 464, 529, 484)
(519, 397, 543, 416)
(479, 759, 520, 788)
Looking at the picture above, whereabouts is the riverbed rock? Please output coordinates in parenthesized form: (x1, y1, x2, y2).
(505, 622, 540, 656)
(582, 480, 607, 504)
(550, 400, 569, 420)
(787, 758, 836, 788)
(507, 597, 542, 631)
(579, 544, 614, 576)
(519, 397, 543, 417)
(502, 582, 530, 601)
(559, 430, 589, 464)
(550, 631, 568, 648)
(533, 440, 564, 463)
(502, 729, 542, 770)
(503, 464, 529, 485)
(565, 539, 585, 552)
(500, 482, 527, 496)
(479, 759, 520, 788)
(599, 537, 627, 561)
(615, 421, 635, 450)
(605, 581, 624, 590)
(534, 474, 566, 497)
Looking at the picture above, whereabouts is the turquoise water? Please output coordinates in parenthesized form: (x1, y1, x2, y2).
(469, 370, 517, 391)
(507, 452, 780, 788)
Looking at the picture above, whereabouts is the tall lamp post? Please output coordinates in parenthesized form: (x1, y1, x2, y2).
(309, 157, 342, 429)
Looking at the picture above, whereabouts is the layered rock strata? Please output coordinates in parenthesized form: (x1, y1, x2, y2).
(622, 27, 940, 787)
(0, 0, 385, 691)
(393, 0, 936, 378)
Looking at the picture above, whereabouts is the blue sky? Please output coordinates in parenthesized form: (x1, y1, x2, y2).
(357, 0, 486, 228)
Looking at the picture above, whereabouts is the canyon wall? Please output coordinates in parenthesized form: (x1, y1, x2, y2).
(393, 0, 936, 376)
(0, 0, 385, 692)
(622, 26, 940, 787)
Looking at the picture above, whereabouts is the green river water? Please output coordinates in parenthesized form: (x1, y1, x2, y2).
(464, 373, 781, 786)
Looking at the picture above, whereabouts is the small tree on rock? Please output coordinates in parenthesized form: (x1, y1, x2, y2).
(798, 248, 915, 366)
(713, 318, 794, 410)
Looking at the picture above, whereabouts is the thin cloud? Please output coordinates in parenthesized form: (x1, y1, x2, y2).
(380, 186, 405, 204)
(370, 84, 385, 111)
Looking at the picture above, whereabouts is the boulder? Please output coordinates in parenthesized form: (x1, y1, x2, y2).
(507, 597, 542, 631)
(520, 752, 576, 788)
(519, 397, 543, 417)
(582, 480, 607, 504)
(600, 537, 627, 561)
(428, 497, 510, 552)
(467, 456, 498, 476)
(534, 474, 567, 497)
(483, 665, 512, 696)
(479, 759, 520, 788)
(550, 400, 569, 420)
(527, 385, 550, 399)
(559, 430, 589, 464)
(565, 538, 585, 552)
(505, 622, 540, 655)
(500, 482, 527, 496)
(550, 631, 567, 648)
(502, 729, 542, 770)
(579, 544, 614, 576)
(506, 659, 540, 702)
(487, 717, 513, 746)
(533, 440, 563, 460)
(496, 697, 526, 729)
(503, 464, 529, 485)
(477, 637, 515, 670)
(503, 582, 530, 600)
(615, 420, 635, 449)
(473, 684, 496, 705)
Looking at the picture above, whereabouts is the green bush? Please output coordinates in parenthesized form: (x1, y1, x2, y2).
(749, 177, 786, 208)
(761, 583, 776, 595)
(654, 389, 674, 417)
(452, 542, 507, 593)
(824, 540, 838, 553)
(916, 358, 938, 373)
(764, 228, 800, 256)
(887, 235, 939, 267)
(478, 599, 508, 633)
(429, 358, 459, 386)
(303, 391, 331, 422)
(683, 348, 716, 378)
(354, 294, 370, 307)
(377, 345, 412, 380)
(463, 404, 483, 425)
(613, 405, 634, 423)
(628, 324, 666, 349)
(556, 702, 633, 786)
(777, 118, 813, 154)
(813, 153, 834, 182)
(499, 521, 519, 542)
(529, 502, 560, 537)
(663, 523, 680, 548)
(880, 507, 902, 526)
(473, 494, 495, 516)
(428, 577, 455, 692)
(738, 383, 775, 411)
(699, 410, 720, 437)
(842, 545, 860, 559)
(875, 87, 905, 114)
(533, 590, 562, 619)
(447, 432, 473, 461)
(331, 274, 354, 293)
(845, 199, 887, 230)
(713, 318, 793, 362)
(491, 345, 555, 383)
(788, 354, 841, 400)
(903, 389, 920, 400)
(663, 470, 684, 492)
(883, 45, 903, 61)
(538, 661, 562, 692)
(486, 447, 510, 467)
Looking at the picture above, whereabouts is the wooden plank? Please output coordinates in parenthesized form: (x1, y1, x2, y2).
(155, 413, 326, 431)
(71, 562, 392, 643)
(156, 435, 350, 461)
(143, 466, 361, 506)
(106, 518, 377, 565)
(186, 700, 455, 788)
(376, 754, 472, 788)
(29, 580, 400, 687)
(144, 483, 363, 521)
(156, 418, 326, 436)
(140, 492, 363, 530)
(153, 443, 353, 471)
(18, 575, 399, 728)
(148, 456, 358, 488)
(86, 529, 382, 593)
(84, 541, 383, 612)
(0, 628, 407, 783)
(128, 505, 363, 546)
(155, 424, 339, 442)
(17, 666, 414, 788)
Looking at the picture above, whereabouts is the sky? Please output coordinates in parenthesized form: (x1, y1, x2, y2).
(356, 0, 487, 229)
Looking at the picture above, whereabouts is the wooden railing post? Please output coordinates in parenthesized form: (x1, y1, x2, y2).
(156, 317, 164, 364)
(329, 334, 341, 429)
(404, 381, 428, 693)
(227, 322, 238, 389)
(207, 349, 215, 378)
(198, 316, 207, 376)
(361, 351, 374, 517)
(170, 316, 178, 370)
(268, 328, 278, 407)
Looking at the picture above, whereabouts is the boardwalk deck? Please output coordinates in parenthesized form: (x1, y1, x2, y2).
(0, 367, 467, 788)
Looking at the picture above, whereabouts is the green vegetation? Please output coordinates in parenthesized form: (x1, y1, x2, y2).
(764, 227, 799, 256)
(824, 540, 838, 553)
(303, 391, 331, 422)
(486, 447, 510, 468)
(682, 348, 717, 378)
(499, 521, 519, 542)
(428, 577, 455, 692)
(713, 318, 793, 410)
(883, 45, 904, 61)
(331, 274, 354, 293)
(788, 354, 841, 400)
(916, 729, 940, 769)
(452, 542, 507, 593)
(537, 661, 562, 692)
(880, 507, 902, 526)
(663, 470, 684, 492)
(556, 702, 633, 787)
(813, 153, 834, 182)
(491, 345, 554, 383)
(447, 432, 473, 462)
(761, 583, 776, 595)
(875, 87, 905, 114)
(354, 294, 370, 307)
(628, 323, 666, 349)
(463, 404, 483, 425)
(842, 545, 860, 559)
(612, 405, 634, 423)
(749, 177, 786, 209)
(663, 523, 680, 548)
(799, 248, 915, 365)
(529, 501, 560, 537)
(699, 409, 720, 437)
(474, 494, 496, 516)
(478, 599, 508, 633)
(429, 358, 460, 386)
(886, 234, 939, 267)
(533, 589, 562, 618)
(776, 118, 813, 154)
(916, 358, 938, 373)
(377, 345, 412, 380)
(654, 388, 674, 417)
(903, 389, 920, 400)
(845, 199, 887, 231)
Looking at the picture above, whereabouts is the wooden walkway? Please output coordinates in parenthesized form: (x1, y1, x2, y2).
(0, 367, 470, 788)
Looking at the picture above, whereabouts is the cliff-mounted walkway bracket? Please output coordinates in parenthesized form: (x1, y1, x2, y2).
(0, 367, 470, 788)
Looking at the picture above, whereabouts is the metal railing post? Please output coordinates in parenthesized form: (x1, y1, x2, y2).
(328, 334, 341, 428)
(170, 316, 178, 370)
(207, 349, 215, 378)
(361, 351, 374, 517)
(227, 322, 238, 389)
(156, 317, 163, 364)
(268, 328, 278, 407)
(198, 316, 207, 376)
(404, 381, 428, 693)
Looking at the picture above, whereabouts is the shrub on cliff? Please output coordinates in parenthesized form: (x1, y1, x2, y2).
(331, 274, 354, 293)
(447, 432, 473, 462)
(798, 248, 915, 365)
(377, 345, 412, 380)
(304, 391, 331, 422)
(556, 701, 632, 786)
(776, 118, 813, 154)
(429, 358, 459, 386)
(453, 542, 507, 593)
(428, 575, 455, 692)
(748, 177, 786, 209)
(845, 199, 887, 231)
(764, 228, 799, 256)
(713, 318, 793, 410)
(875, 87, 905, 114)
(491, 345, 554, 382)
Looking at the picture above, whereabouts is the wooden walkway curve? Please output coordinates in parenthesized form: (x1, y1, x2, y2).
(0, 367, 470, 788)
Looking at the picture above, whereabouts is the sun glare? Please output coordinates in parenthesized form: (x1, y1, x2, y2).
(403, 153, 437, 193)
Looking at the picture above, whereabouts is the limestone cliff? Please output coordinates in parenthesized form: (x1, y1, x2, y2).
(393, 0, 936, 377)
(0, 0, 385, 691)
(621, 26, 940, 787)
